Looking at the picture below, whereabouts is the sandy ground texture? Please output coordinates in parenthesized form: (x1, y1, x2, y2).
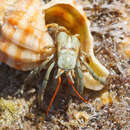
(0, 0, 130, 129)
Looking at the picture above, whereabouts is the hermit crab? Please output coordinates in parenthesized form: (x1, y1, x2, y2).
(0, 0, 109, 114)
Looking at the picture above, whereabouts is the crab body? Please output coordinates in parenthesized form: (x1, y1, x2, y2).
(57, 32, 80, 70)
(0, 0, 109, 108)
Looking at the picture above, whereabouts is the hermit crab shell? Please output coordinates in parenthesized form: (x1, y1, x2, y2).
(0, 0, 109, 90)
(0, 0, 54, 70)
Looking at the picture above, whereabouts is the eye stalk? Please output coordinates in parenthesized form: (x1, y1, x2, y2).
(57, 31, 80, 70)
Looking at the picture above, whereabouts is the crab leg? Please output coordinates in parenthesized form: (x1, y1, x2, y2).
(24, 55, 54, 83)
(75, 60, 84, 94)
(14, 55, 54, 95)
(80, 57, 106, 85)
(38, 61, 55, 109)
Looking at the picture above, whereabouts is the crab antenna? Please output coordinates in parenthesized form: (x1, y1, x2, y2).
(68, 79, 88, 104)
(55, 69, 64, 79)
(46, 77, 62, 116)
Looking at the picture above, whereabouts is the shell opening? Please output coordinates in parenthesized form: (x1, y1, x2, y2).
(44, 4, 87, 44)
